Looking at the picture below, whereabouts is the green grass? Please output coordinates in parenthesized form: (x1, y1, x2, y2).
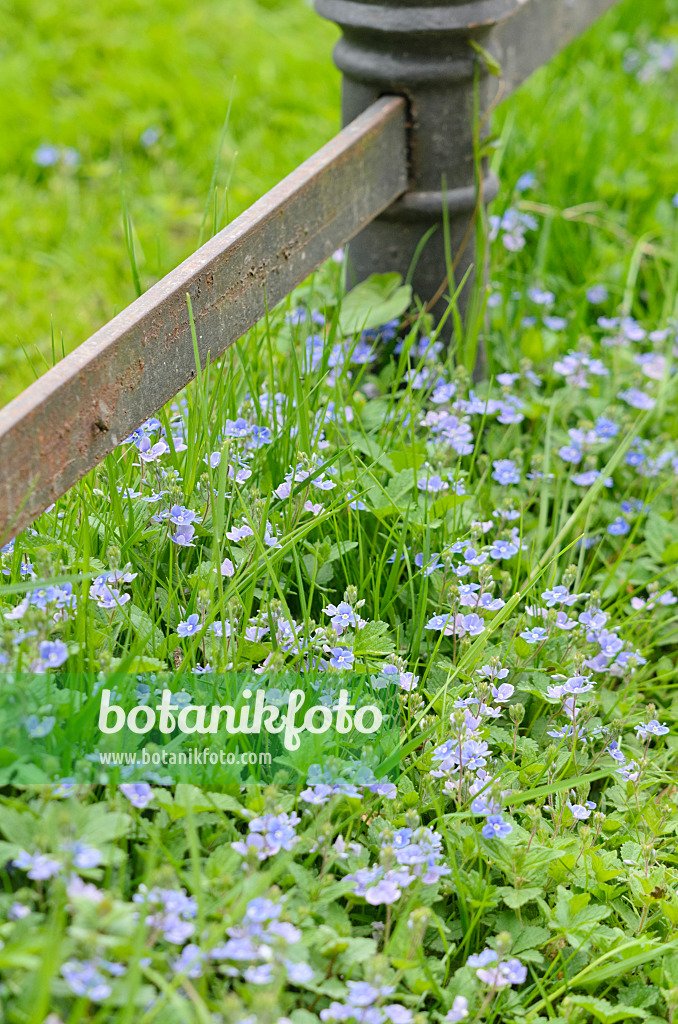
(3, 0, 678, 406)
(1, 240, 678, 1018)
(491, 0, 678, 314)
(0, 0, 339, 402)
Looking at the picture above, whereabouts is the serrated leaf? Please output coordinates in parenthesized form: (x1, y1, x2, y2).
(353, 620, 395, 657)
(336, 936, 378, 971)
(620, 841, 642, 863)
(127, 604, 164, 653)
(79, 809, 132, 845)
(568, 995, 647, 1023)
(386, 470, 415, 504)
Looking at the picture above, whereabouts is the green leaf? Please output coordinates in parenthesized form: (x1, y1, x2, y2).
(644, 513, 677, 562)
(389, 444, 428, 473)
(353, 619, 395, 658)
(121, 655, 170, 673)
(79, 808, 132, 845)
(127, 604, 164, 652)
(339, 273, 412, 334)
(512, 925, 550, 955)
(469, 38, 502, 76)
(496, 885, 542, 908)
(291, 1012, 322, 1024)
(336, 936, 378, 971)
(327, 540, 359, 562)
(662, 540, 678, 564)
(345, 430, 394, 472)
(568, 995, 647, 1023)
(386, 471, 415, 505)
(550, 885, 611, 945)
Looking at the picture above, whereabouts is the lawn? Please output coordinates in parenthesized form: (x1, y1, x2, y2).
(0, 0, 339, 403)
(1, 0, 678, 1022)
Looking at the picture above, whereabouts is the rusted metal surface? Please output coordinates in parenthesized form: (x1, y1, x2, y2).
(0, 97, 408, 544)
(486, 0, 621, 91)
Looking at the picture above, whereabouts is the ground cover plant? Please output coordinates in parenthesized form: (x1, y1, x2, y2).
(2, 2, 678, 1023)
(2, 203, 678, 1019)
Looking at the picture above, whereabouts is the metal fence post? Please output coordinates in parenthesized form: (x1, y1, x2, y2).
(315, 0, 501, 325)
(315, 0, 621, 325)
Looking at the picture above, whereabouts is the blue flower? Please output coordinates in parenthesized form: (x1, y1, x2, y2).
(13, 850, 61, 880)
(608, 516, 629, 536)
(365, 878, 402, 905)
(177, 613, 201, 637)
(571, 470, 613, 488)
(445, 996, 470, 1022)
(461, 613, 485, 636)
(140, 125, 162, 148)
(594, 416, 619, 439)
(635, 719, 669, 739)
(8, 902, 30, 920)
(567, 801, 593, 820)
(304, 333, 325, 371)
(120, 783, 153, 809)
(23, 714, 56, 738)
(417, 474, 448, 493)
(245, 897, 281, 923)
(329, 647, 355, 670)
(169, 504, 197, 526)
(586, 284, 609, 304)
(543, 315, 568, 331)
(61, 960, 111, 1001)
(618, 388, 655, 411)
(66, 841, 102, 869)
(172, 944, 204, 978)
(38, 639, 69, 669)
(33, 144, 60, 167)
(482, 815, 512, 839)
(492, 460, 521, 485)
(519, 627, 548, 644)
(467, 948, 498, 968)
(170, 524, 195, 547)
(515, 170, 537, 192)
(528, 286, 554, 306)
(323, 602, 356, 635)
(489, 539, 519, 559)
(558, 444, 582, 464)
(477, 957, 527, 987)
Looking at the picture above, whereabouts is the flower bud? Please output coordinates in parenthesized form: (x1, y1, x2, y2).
(509, 703, 525, 725)
(404, 809, 420, 829)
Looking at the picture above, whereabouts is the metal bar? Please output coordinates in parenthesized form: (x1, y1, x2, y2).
(486, 0, 621, 95)
(0, 97, 408, 543)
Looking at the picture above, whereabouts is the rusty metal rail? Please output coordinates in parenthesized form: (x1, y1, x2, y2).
(0, 97, 407, 543)
(0, 0, 623, 543)
(487, 0, 621, 92)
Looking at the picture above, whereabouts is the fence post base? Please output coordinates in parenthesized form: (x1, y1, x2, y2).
(315, 0, 500, 330)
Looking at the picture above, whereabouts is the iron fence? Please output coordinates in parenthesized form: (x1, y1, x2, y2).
(0, 0, 620, 542)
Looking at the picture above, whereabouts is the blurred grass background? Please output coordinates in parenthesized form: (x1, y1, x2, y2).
(0, 0, 676, 404)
